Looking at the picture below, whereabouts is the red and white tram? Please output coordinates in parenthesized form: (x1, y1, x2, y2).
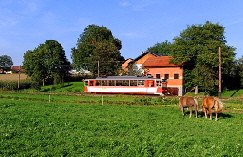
(84, 76, 168, 95)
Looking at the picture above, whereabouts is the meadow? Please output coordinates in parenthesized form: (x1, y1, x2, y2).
(1, 93, 243, 156)
(0, 73, 28, 80)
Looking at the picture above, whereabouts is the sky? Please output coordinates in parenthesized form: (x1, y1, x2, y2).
(1, 0, 243, 66)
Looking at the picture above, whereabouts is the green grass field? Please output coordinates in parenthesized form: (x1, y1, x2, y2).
(1, 93, 243, 156)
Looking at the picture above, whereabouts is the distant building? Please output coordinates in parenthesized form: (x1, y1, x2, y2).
(11, 66, 25, 72)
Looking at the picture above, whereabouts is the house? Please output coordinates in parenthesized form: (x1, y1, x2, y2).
(11, 66, 25, 72)
(142, 56, 183, 96)
(122, 58, 133, 72)
(127, 51, 161, 74)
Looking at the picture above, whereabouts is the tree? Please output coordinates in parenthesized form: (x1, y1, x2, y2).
(23, 40, 70, 89)
(235, 56, 243, 87)
(0, 55, 13, 73)
(146, 40, 172, 56)
(71, 24, 125, 77)
(170, 21, 236, 94)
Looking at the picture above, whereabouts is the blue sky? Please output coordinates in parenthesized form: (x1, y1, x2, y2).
(1, 0, 243, 65)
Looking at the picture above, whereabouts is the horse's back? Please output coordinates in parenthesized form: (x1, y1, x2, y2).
(202, 97, 215, 108)
(180, 97, 197, 107)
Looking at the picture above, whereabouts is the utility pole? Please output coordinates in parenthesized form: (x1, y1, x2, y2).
(18, 65, 21, 90)
(98, 61, 100, 77)
(218, 47, 221, 97)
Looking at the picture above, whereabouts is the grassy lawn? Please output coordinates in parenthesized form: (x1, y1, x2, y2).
(1, 94, 243, 156)
(40, 82, 84, 93)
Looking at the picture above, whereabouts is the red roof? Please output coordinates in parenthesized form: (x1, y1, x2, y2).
(143, 56, 179, 67)
(11, 66, 25, 71)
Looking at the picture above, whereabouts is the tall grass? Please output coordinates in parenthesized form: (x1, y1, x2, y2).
(0, 80, 32, 91)
(1, 97, 243, 156)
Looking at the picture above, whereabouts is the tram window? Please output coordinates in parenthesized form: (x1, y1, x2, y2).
(130, 80, 137, 86)
(148, 80, 154, 87)
(138, 80, 144, 86)
(116, 80, 122, 86)
(101, 80, 107, 86)
(96, 80, 101, 86)
(89, 81, 94, 86)
(108, 80, 115, 86)
(84, 81, 88, 86)
(164, 74, 169, 80)
(174, 73, 179, 79)
(122, 80, 129, 86)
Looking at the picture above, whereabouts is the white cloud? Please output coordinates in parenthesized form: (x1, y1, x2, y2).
(120, 2, 132, 7)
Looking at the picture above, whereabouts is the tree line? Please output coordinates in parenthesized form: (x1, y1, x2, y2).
(1, 21, 242, 94)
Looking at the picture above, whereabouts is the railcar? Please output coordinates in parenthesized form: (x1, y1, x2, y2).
(84, 76, 167, 95)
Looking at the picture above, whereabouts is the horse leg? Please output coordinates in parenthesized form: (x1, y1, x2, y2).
(189, 107, 192, 118)
(180, 107, 185, 116)
(194, 104, 198, 118)
(215, 107, 218, 121)
(203, 107, 208, 118)
(208, 108, 212, 120)
(215, 112, 218, 121)
(215, 103, 219, 121)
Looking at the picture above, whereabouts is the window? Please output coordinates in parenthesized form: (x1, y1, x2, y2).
(108, 80, 115, 86)
(130, 80, 137, 86)
(174, 73, 179, 79)
(156, 74, 161, 79)
(138, 80, 144, 86)
(89, 81, 94, 86)
(116, 80, 122, 86)
(122, 80, 129, 86)
(84, 81, 88, 86)
(101, 80, 107, 86)
(156, 80, 162, 86)
(96, 80, 101, 86)
(164, 74, 169, 80)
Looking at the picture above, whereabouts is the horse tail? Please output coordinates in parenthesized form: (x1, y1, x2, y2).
(214, 97, 224, 112)
(193, 97, 199, 111)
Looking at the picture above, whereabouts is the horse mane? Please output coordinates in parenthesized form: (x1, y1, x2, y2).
(214, 97, 224, 112)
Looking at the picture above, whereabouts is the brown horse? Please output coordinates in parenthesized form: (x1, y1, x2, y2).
(202, 97, 224, 121)
(179, 97, 198, 118)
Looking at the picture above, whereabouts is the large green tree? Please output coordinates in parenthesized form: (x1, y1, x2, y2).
(146, 40, 172, 56)
(23, 40, 70, 89)
(71, 25, 124, 77)
(0, 55, 13, 73)
(170, 21, 236, 94)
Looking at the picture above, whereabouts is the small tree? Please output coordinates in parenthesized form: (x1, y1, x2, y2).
(0, 55, 13, 73)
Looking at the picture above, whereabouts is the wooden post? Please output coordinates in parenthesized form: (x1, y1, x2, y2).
(98, 61, 100, 77)
(18, 65, 21, 90)
(218, 47, 221, 97)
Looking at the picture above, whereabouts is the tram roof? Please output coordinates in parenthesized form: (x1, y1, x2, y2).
(86, 76, 161, 80)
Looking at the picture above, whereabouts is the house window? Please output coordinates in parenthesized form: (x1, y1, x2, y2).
(164, 74, 169, 80)
(156, 74, 161, 79)
(174, 73, 179, 79)
(147, 73, 152, 77)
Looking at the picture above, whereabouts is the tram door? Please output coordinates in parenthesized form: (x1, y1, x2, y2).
(162, 79, 167, 94)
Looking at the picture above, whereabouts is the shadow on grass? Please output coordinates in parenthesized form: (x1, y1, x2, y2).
(230, 90, 240, 97)
(182, 111, 233, 120)
(196, 111, 232, 119)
